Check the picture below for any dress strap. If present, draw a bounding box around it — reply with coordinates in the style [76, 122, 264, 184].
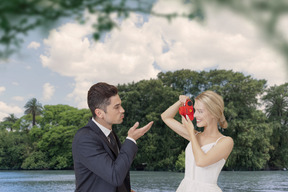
[215, 136, 226, 144]
[195, 131, 201, 136]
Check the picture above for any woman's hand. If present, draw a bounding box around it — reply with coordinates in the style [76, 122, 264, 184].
[181, 115, 195, 135]
[179, 95, 189, 105]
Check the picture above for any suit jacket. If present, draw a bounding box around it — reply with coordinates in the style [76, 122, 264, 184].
[72, 119, 138, 192]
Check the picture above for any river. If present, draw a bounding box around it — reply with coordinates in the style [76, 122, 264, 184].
[0, 170, 287, 192]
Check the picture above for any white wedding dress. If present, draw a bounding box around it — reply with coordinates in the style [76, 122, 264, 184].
[176, 136, 226, 192]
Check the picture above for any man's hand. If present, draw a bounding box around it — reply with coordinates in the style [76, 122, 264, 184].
[128, 121, 153, 141]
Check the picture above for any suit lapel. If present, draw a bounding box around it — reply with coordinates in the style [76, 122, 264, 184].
[88, 119, 119, 157]
[87, 119, 129, 192]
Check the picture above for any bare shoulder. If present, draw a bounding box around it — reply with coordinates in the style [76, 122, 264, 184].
[220, 136, 234, 148]
[224, 136, 233, 142]
[220, 136, 234, 159]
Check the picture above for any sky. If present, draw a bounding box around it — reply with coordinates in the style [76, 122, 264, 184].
[0, 1, 287, 121]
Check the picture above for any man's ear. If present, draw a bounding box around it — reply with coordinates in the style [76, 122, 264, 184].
[95, 109, 104, 119]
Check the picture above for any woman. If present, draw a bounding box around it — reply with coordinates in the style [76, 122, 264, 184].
[161, 91, 234, 192]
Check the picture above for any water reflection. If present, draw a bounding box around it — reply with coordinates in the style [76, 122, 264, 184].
[130, 171, 183, 192]
[219, 171, 288, 192]
[0, 170, 287, 192]
[0, 170, 75, 192]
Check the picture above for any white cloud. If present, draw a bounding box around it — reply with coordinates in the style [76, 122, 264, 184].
[27, 41, 41, 49]
[40, 15, 160, 82]
[40, 0, 287, 108]
[150, 5, 288, 85]
[40, 15, 160, 108]
[42, 83, 55, 101]
[0, 86, 5, 95]
[0, 101, 23, 121]
[67, 80, 91, 108]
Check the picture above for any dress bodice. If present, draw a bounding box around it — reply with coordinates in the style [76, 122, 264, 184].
[184, 137, 226, 184]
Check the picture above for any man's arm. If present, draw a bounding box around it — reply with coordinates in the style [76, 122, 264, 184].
[127, 121, 153, 141]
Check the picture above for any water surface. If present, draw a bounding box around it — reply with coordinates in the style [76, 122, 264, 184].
[0, 170, 287, 192]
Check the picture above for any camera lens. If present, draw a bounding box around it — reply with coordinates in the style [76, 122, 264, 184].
[187, 101, 192, 106]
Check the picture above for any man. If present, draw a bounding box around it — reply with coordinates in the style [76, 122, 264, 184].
[72, 82, 153, 192]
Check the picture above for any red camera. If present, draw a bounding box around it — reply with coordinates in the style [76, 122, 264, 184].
[179, 99, 194, 120]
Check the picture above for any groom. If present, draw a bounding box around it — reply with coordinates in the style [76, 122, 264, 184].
[72, 82, 153, 192]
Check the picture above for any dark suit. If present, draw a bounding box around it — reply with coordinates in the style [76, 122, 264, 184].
[72, 119, 138, 192]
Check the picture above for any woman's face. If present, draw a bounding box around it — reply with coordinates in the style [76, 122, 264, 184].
[194, 100, 214, 128]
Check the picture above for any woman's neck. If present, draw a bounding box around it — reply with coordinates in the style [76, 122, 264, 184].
[202, 124, 221, 137]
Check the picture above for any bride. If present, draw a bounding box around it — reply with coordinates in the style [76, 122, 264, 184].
[161, 91, 234, 192]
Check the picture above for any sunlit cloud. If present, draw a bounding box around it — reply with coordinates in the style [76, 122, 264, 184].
[42, 83, 55, 101]
[40, 0, 287, 108]
[0, 101, 23, 121]
[27, 41, 41, 49]
[0, 86, 5, 95]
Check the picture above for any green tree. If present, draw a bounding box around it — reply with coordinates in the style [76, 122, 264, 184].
[40, 104, 91, 129]
[226, 111, 272, 170]
[175, 150, 185, 172]
[262, 83, 288, 169]
[158, 69, 201, 97]
[21, 151, 49, 169]
[263, 83, 288, 121]
[20, 105, 90, 170]
[17, 115, 34, 132]
[25, 104, 90, 169]
[1, 114, 18, 131]
[24, 98, 43, 126]
[37, 125, 77, 169]
[0, 130, 30, 169]
[117, 79, 185, 171]
[0, 69, 285, 171]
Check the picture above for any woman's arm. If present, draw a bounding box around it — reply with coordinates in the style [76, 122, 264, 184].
[182, 116, 234, 167]
[161, 96, 191, 140]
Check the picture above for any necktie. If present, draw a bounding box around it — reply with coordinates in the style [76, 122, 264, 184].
[108, 132, 126, 192]
[108, 131, 119, 156]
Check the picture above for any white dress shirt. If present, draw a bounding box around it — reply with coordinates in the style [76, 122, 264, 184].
[92, 118, 136, 144]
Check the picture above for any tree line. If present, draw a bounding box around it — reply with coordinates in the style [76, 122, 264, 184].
[0, 69, 287, 171]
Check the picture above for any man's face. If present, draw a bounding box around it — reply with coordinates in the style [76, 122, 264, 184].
[101, 94, 125, 129]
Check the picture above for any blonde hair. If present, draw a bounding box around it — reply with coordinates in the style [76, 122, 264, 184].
[195, 90, 228, 129]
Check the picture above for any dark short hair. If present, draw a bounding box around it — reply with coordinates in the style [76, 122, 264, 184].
[87, 82, 118, 118]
